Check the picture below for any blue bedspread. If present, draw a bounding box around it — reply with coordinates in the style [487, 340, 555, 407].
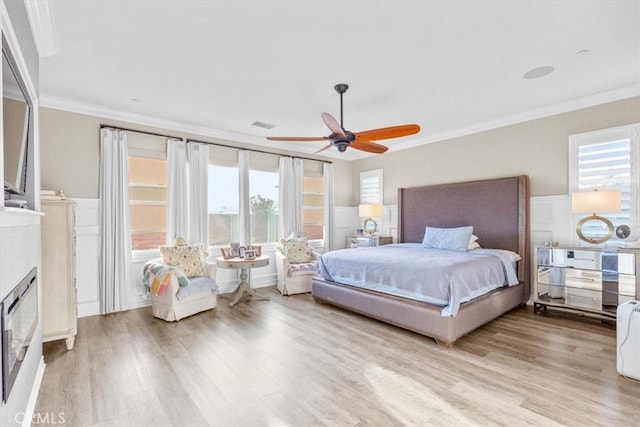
[319, 243, 519, 317]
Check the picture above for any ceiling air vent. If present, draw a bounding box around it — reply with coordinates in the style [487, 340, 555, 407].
[251, 121, 275, 129]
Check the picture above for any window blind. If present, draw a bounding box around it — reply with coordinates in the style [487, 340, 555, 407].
[360, 169, 383, 204]
[570, 124, 640, 243]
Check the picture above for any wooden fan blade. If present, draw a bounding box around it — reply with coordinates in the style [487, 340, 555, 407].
[314, 143, 334, 154]
[321, 112, 347, 138]
[267, 136, 329, 142]
[350, 140, 388, 154]
[354, 124, 420, 142]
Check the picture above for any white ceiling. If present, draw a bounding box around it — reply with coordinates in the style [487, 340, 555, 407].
[35, 1, 640, 160]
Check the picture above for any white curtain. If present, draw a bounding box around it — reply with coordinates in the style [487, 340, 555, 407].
[166, 138, 187, 244]
[278, 157, 303, 238]
[323, 162, 335, 251]
[188, 142, 209, 247]
[98, 128, 131, 314]
[239, 150, 251, 245]
[293, 158, 304, 236]
[278, 157, 294, 239]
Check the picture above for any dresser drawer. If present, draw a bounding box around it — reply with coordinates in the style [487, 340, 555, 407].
[537, 267, 564, 285]
[565, 250, 600, 270]
[564, 269, 601, 291]
[565, 288, 601, 311]
[619, 274, 637, 296]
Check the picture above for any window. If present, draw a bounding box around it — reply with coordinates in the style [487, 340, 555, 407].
[303, 175, 324, 240]
[360, 169, 383, 204]
[208, 165, 239, 246]
[249, 169, 279, 243]
[207, 150, 326, 245]
[207, 152, 280, 246]
[569, 123, 639, 243]
[128, 155, 167, 250]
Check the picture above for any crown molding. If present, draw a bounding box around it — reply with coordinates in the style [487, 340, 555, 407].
[388, 84, 640, 153]
[40, 83, 639, 162]
[24, 0, 58, 57]
[39, 94, 360, 161]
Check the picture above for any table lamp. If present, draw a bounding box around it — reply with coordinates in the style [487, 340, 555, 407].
[358, 204, 382, 235]
[571, 189, 621, 244]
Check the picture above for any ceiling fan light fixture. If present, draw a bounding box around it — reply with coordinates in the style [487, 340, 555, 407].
[335, 141, 350, 152]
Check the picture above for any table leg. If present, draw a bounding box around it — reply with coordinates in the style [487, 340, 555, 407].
[229, 267, 271, 307]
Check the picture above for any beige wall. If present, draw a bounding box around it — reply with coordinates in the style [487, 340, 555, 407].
[39, 107, 353, 205]
[352, 96, 640, 205]
[40, 97, 640, 207]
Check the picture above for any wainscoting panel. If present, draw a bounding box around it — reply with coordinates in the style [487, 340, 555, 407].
[72, 198, 101, 317]
[530, 195, 572, 248]
[381, 204, 398, 242]
[334, 206, 357, 249]
[529, 195, 572, 299]
[130, 254, 154, 311]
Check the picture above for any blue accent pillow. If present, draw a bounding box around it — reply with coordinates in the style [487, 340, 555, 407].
[422, 226, 474, 252]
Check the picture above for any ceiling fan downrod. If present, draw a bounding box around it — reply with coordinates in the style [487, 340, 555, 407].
[334, 83, 349, 129]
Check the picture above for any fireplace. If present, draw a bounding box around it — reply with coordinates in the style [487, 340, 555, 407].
[1, 267, 37, 403]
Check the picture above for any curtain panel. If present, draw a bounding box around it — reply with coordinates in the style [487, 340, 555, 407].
[239, 150, 251, 245]
[323, 162, 335, 251]
[98, 128, 132, 314]
[188, 142, 209, 247]
[166, 138, 188, 244]
[278, 157, 304, 239]
[293, 158, 304, 236]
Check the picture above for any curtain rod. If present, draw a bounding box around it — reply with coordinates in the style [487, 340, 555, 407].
[100, 124, 184, 141]
[99, 124, 332, 164]
[186, 138, 332, 164]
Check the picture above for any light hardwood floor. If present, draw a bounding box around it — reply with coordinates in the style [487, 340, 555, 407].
[35, 287, 639, 426]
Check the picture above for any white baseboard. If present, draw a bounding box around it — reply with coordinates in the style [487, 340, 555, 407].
[77, 301, 100, 318]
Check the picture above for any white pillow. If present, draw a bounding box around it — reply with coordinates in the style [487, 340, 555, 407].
[468, 234, 481, 250]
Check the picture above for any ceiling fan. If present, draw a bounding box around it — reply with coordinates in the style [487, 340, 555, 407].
[267, 84, 420, 154]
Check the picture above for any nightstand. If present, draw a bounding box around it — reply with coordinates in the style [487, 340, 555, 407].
[356, 236, 393, 247]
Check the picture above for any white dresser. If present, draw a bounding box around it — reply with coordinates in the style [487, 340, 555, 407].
[41, 199, 77, 350]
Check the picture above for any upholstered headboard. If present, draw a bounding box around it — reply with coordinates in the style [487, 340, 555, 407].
[398, 175, 530, 286]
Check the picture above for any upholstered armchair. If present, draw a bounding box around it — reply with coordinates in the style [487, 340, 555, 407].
[143, 237, 218, 321]
[275, 240, 320, 296]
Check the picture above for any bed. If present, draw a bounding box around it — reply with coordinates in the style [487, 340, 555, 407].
[312, 175, 530, 346]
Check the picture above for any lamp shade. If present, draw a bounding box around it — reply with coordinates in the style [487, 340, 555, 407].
[571, 190, 621, 214]
[358, 204, 382, 218]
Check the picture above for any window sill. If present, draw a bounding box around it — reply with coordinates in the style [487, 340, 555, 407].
[132, 248, 161, 263]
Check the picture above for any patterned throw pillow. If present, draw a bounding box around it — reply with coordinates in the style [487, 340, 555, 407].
[283, 240, 314, 263]
[422, 226, 474, 252]
[160, 237, 207, 278]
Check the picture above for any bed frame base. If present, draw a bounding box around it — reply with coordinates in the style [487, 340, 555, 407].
[312, 275, 527, 346]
